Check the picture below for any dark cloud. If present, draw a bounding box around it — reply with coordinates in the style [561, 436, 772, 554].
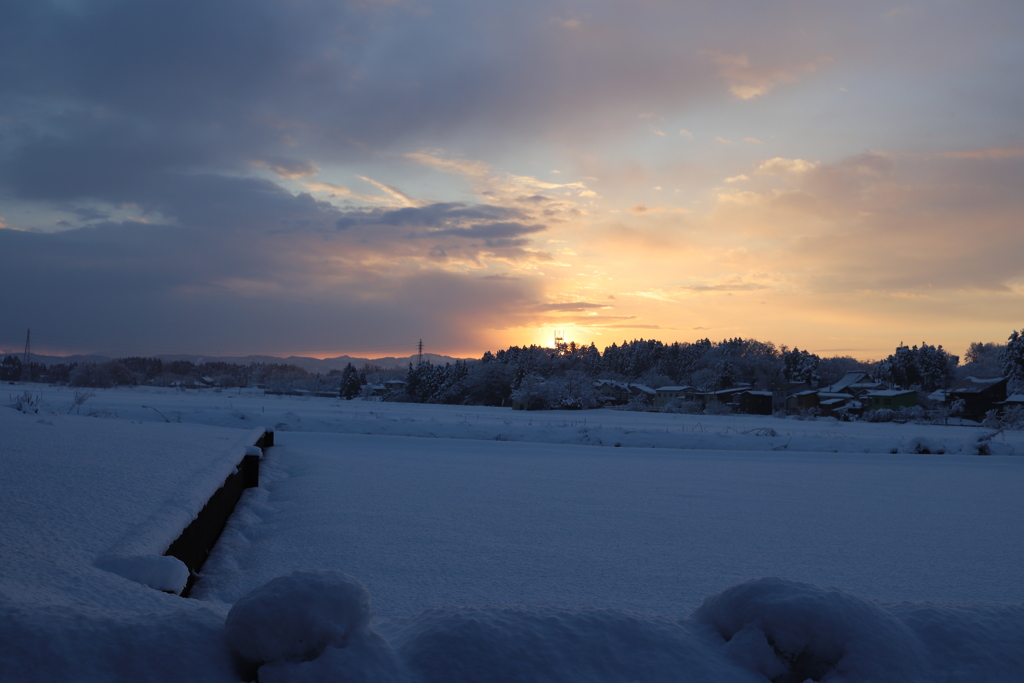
[70, 206, 111, 222]
[0, 222, 541, 356]
[332, 203, 548, 261]
[431, 222, 546, 248]
[336, 203, 527, 230]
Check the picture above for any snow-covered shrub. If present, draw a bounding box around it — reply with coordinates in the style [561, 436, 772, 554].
[1001, 405, 1024, 430]
[692, 577, 931, 683]
[907, 437, 944, 455]
[626, 393, 651, 411]
[226, 570, 372, 666]
[928, 404, 952, 425]
[660, 400, 702, 414]
[703, 401, 732, 415]
[225, 570, 408, 682]
[864, 408, 895, 423]
[949, 398, 966, 418]
[66, 389, 95, 414]
[8, 390, 41, 414]
[835, 406, 858, 421]
[981, 409, 1003, 430]
[895, 405, 927, 423]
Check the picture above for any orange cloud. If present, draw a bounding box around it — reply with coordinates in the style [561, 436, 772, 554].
[701, 51, 831, 100]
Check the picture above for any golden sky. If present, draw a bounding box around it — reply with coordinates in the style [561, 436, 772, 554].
[2, 1, 1023, 361]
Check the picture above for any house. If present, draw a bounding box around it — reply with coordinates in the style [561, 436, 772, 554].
[702, 386, 749, 408]
[864, 390, 918, 412]
[824, 371, 882, 397]
[823, 371, 868, 393]
[363, 384, 387, 398]
[628, 384, 657, 403]
[1000, 394, 1024, 416]
[816, 392, 857, 418]
[947, 376, 1008, 420]
[787, 389, 820, 413]
[593, 379, 630, 405]
[653, 385, 693, 408]
[737, 390, 774, 415]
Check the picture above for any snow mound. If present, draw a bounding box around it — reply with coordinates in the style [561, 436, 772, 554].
[691, 577, 932, 682]
[95, 554, 190, 594]
[388, 605, 741, 683]
[225, 570, 409, 682]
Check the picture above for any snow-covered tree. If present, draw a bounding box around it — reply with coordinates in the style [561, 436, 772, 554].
[1004, 330, 1024, 391]
[782, 348, 820, 386]
[876, 342, 957, 391]
[339, 363, 362, 399]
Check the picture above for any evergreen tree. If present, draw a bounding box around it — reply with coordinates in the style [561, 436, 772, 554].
[783, 348, 821, 385]
[340, 363, 361, 399]
[1, 355, 23, 382]
[1004, 330, 1024, 389]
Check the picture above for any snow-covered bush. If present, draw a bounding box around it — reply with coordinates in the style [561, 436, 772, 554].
[981, 409, 1003, 430]
[692, 577, 931, 683]
[1001, 405, 1024, 430]
[895, 405, 926, 423]
[8, 390, 41, 414]
[225, 570, 409, 682]
[907, 437, 944, 454]
[703, 401, 732, 415]
[660, 400, 702, 414]
[864, 408, 895, 423]
[625, 393, 651, 411]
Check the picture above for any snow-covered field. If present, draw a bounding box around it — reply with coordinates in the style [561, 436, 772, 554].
[3, 383, 1024, 681]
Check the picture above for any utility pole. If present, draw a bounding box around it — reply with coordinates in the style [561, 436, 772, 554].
[554, 330, 566, 356]
[21, 328, 31, 382]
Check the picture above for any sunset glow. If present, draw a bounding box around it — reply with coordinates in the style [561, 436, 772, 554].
[2, 1, 1023, 360]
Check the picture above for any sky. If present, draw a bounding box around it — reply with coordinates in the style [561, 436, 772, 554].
[2, 0, 1023, 361]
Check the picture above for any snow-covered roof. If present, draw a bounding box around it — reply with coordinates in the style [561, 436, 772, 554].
[655, 385, 691, 392]
[866, 389, 917, 397]
[629, 384, 657, 395]
[826, 371, 868, 392]
[950, 376, 1007, 393]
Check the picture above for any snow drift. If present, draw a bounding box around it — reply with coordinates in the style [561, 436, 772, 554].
[218, 572, 1024, 683]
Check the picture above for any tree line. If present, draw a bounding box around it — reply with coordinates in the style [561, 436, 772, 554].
[5, 329, 1023, 411]
[390, 333, 1019, 409]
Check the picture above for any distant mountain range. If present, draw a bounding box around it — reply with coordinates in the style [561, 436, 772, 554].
[9, 352, 475, 373]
